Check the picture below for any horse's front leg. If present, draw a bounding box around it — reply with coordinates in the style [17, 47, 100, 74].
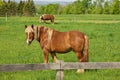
[43, 49, 49, 63]
[50, 52, 58, 63]
[39, 19, 42, 23]
[43, 20, 46, 23]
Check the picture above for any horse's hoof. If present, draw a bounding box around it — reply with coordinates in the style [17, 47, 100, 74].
[76, 69, 84, 73]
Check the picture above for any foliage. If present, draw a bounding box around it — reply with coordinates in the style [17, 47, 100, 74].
[0, 0, 17, 16]
[17, 1, 25, 16]
[110, 0, 120, 14]
[87, 2, 96, 14]
[23, 0, 32, 16]
[7, 0, 17, 16]
[38, 4, 60, 14]
[23, 0, 36, 16]
[0, 0, 8, 16]
[0, 0, 120, 16]
[0, 0, 3, 7]
[37, 0, 120, 14]
[0, 0, 36, 16]
[95, 2, 103, 14]
[103, 2, 110, 14]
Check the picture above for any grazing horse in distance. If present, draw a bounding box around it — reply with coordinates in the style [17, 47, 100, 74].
[25, 25, 89, 73]
[40, 14, 55, 24]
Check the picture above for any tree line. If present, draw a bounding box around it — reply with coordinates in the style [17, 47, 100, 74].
[39, 0, 120, 14]
[0, 0, 120, 17]
[0, 0, 36, 16]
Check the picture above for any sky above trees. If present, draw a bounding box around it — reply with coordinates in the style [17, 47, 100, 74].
[38, 0, 76, 2]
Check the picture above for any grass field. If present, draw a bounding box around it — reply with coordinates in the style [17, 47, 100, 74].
[0, 14, 120, 80]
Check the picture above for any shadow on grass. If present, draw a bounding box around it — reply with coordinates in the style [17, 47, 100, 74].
[39, 22, 60, 25]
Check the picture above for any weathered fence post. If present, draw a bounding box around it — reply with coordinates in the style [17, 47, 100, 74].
[6, 13, 7, 22]
[56, 60, 64, 80]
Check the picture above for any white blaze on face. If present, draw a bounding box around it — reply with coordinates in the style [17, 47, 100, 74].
[25, 26, 34, 45]
[26, 32, 30, 44]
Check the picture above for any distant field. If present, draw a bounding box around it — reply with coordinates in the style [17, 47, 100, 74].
[0, 14, 120, 80]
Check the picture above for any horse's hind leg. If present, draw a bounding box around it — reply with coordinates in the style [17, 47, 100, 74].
[44, 20, 46, 23]
[51, 19, 54, 24]
[74, 51, 85, 73]
[75, 51, 84, 62]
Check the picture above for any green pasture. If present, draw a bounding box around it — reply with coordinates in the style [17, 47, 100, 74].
[0, 14, 120, 80]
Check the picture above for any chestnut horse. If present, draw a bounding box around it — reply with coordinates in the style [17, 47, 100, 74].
[40, 14, 55, 24]
[25, 25, 89, 73]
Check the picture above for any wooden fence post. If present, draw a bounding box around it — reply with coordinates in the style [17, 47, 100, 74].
[6, 13, 7, 22]
[56, 60, 64, 80]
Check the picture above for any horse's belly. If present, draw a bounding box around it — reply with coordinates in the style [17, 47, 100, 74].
[51, 42, 71, 53]
[53, 47, 71, 53]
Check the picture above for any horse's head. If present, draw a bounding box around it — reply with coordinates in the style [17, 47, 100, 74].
[40, 15, 43, 20]
[25, 25, 34, 45]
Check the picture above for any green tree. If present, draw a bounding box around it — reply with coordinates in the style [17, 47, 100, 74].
[0, 0, 3, 7]
[73, 0, 83, 14]
[0, 0, 8, 16]
[103, 2, 110, 14]
[87, 2, 96, 14]
[61, 6, 67, 14]
[17, 0, 25, 16]
[57, 6, 64, 14]
[82, 0, 90, 14]
[23, 0, 36, 16]
[23, 1, 31, 16]
[110, 0, 120, 14]
[29, 0, 36, 15]
[54, 4, 60, 14]
[64, 0, 90, 14]
[95, 2, 103, 14]
[0, 0, 3, 16]
[64, 4, 74, 14]
[45, 4, 55, 14]
[38, 6, 45, 14]
[39, 4, 60, 14]
[7, 0, 17, 16]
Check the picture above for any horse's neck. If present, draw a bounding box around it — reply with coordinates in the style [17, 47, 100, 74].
[34, 26, 40, 42]
[35, 26, 54, 43]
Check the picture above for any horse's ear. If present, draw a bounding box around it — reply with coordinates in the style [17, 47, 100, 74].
[25, 25, 27, 29]
[31, 24, 34, 29]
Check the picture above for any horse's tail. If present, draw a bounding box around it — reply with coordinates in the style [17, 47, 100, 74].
[83, 35, 89, 62]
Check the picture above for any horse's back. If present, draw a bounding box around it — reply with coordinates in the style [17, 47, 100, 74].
[69, 30, 85, 39]
[42, 14, 54, 20]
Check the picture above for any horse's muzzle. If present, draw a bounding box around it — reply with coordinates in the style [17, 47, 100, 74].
[26, 39, 32, 45]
